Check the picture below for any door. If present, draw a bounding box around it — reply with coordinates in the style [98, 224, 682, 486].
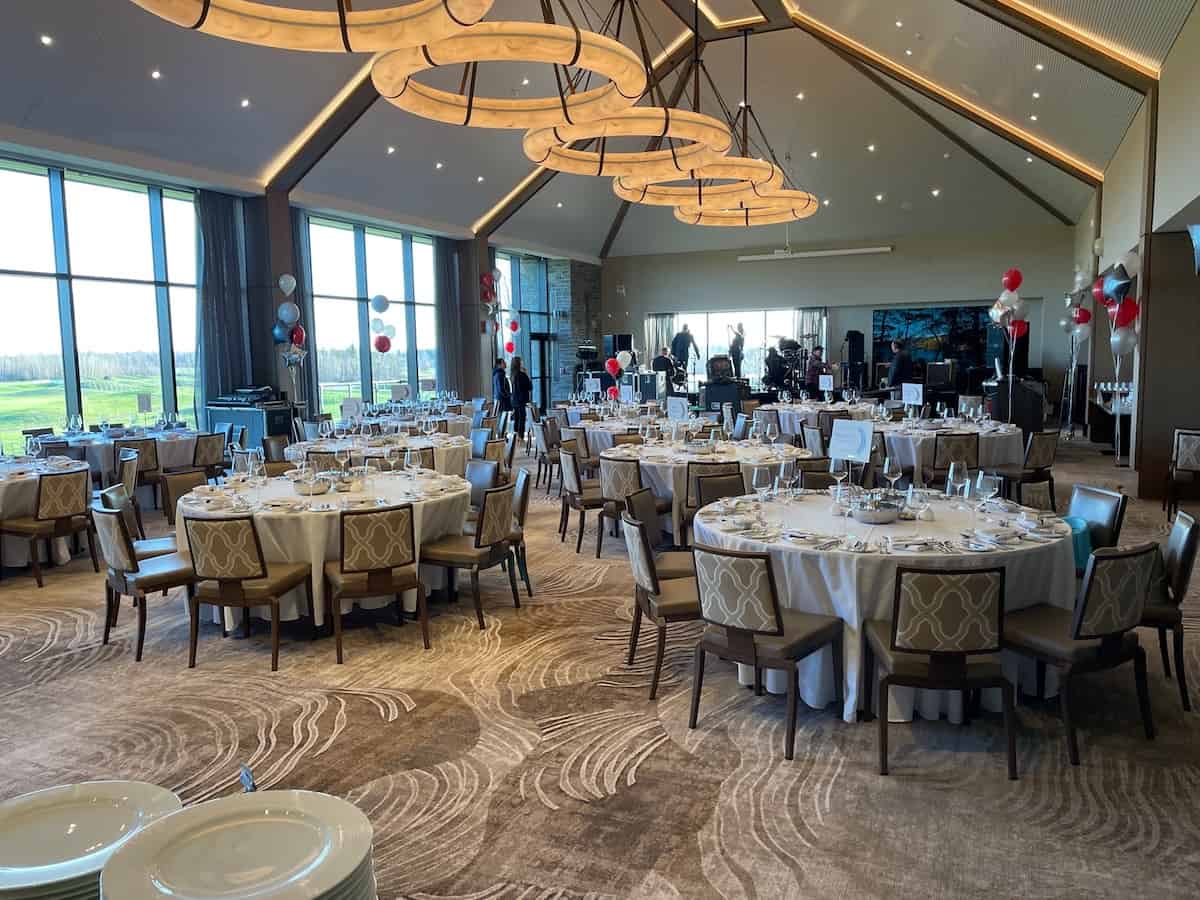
[529, 332, 554, 411]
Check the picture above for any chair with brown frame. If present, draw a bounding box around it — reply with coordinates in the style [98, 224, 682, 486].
[620, 512, 701, 700]
[817, 410, 851, 444]
[626, 487, 692, 580]
[479, 416, 498, 438]
[160, 470, 209, 527]
[560, 426, 597, 476]
[306, 450, 340, 473]
[422, 481, 519, 629]
[261, 434, 294, 476]
[113, 438, 164, 507]
[470, 428, 491, 460]
[183, 514, 313, 672]
[863, 566, 1016, 779]
[1066, 484, 1128, 552]
[22, 427, 55, 439]
[1002, 542, 1158, 765]
[211, 421, 234, 447]
[1141, 510, 1198, 711]
[189, 433, 227, 482]
[560, 449, 603, 553]
[611, 432, 644, 447]
[986, 430, 1059, 507]
[925, 432, 980, 490]
[680, 460, 742, 546]
[466, 467, 535, 598]
[99, 484, 176, 560]
[38, 439, 70, 458]
[802, 425, 824, 456]
[688, 543, 843, 760]
[0, 468, 98, 588]
[1016, 481, 1056, 512]
[696, 472, 747, 508]
[730, 414, 751, 441]
[111, 449, 146, 536]
[532, 421, 559, 493]
[325, 504, 428, 661]
[91, 504, 194, 662]
[465, 459, 499, 512]
[801, 470, 838, 491]
[597, 457, 670, 559]
[1163, 428, 1200, 520]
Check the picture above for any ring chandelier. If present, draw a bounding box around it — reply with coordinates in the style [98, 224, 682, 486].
[612, 157, 782, 207]
[372, 21, 646, 128]
[128, 0, 491, 51]
[674, 189, 820, 226]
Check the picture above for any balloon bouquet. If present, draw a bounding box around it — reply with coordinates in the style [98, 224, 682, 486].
[988, 267, 1030, 423]
[368, 294, 395, 353]
[1059, 268, 1095, 439]
[273, 274, 309, 399]
[1096, 250, 1142, 466]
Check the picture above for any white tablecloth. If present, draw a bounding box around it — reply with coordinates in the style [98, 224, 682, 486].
[580, 421, 642, 455]
[59, 430, 198, 476]
[287, 436, 470, 478]
[0, 460, 90, 566]
[691, 493, 1076, 723]
[878, 422, 1024, 486]
[175, 472, 470, 627]
[759, 402, 875, 436]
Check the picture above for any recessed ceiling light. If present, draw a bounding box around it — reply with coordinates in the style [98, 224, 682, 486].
[1029, 114, 1038, 121]
[895, 20, 903, 28]
[822, 199, 831, 206]
[795, 92, 805, 100]
[435, 161, 444, 169]
[240, 98, 251, 108]
[150, 69, 162, 80]
[905, 48, 913, 56]
[867, 143, 876, 152]
[521, 77, 530, 86]
[556, 201, 563, 208]
[810, 150, 819, 158]
[1025, 156, 1034, 163]
[943, 152, 951, 159]
[1032, 91, 1041, 99]
[476, 175, 485, 183]
[1035, 62, 1045, 71]
[875, 193, 886, 203]
[387, 146, 395, 155]
[931, 188, 941, 197]
[738, 100, 746, 107]
[39, 34, 53, 46]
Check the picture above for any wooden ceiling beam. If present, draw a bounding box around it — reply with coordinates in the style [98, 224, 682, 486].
[951, 0, 1155, 94]
[785, 7, 1102, 186]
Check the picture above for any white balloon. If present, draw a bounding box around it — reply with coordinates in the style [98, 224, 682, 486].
[370, 294, 390, 314]
[616, 350, 632, 369]
[1110, 325, 1137, 357]
[1059, 317, 1073, 334]
[1072, 270, 1088, 291]
[1008, 294, 1028, 321]
[278, 273, 297, 297]
[277, 301, 301, 326]
[384, 324, 397, 339]
[1072, 321, 1092, 342]
[370, 317, 384, 334]
[491, 267, 503, 283]
[1119, 249, 1142, 278]
[998, 289, 1019, 307]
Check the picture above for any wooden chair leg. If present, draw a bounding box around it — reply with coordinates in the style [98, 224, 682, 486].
[878, 674, 891, 774]
[688, 645, 706, 728]
[595, 512, 605, 558]
[506, 551, 521, 609]
[242, 608, 251, 639]
[1060, 672, 1079, 765]
[1002, 680, 1018, 780]
[519, 543, 533, 598]
[558, 499, 568, 541]
[394, 592, 405, 626]
[270, 602, 280, 671]
[1035, 660, 1046, 701]
[861, 636, 875, 722]
[135, 591, 147, 662]
[1158, 627, 1172, 678]
[753, 667, 763, 696]
[28, 539, 42, 588]
[785, 665, 799, 761]
[1174, 625, 1191, 711]
[626, 598, 642, 664]
[103, 585, 115, 645]
[575, 509, 586, 554]
[417, 584, 430, 650]
[306, 578, 317, 640]
[1134, 647, 1155, 740]
[86, 527, 99, 572]
[330, 592, 344, 664]
[187, 589, 199, 668]
[649, 624, 666, 700]
[471, 568, 484, 630]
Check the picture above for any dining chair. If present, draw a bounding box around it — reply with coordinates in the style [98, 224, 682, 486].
[721, 402, 735, 428]
[598, 457, 667, 558]
[484, 437, 505, 471]
[755, 408, 782, 433]
[231, 425, 248, 449]
[928, 432, 980, 488]
[91, 504, 195, 663]
[497, 411, 510, 437]
[161, 470, 209, 527]
[621, 512, 701, 700]
[466, 467, 534, 598]
[0, 468, 97, 588]
[612, 433, 644, 446]
[817, 410, 851, 442]
[696, 473, 746, 507]
[1141, 511, 1198, 711]
[435, 418, 450, 434]
[113, 438, 163, 507]
[471, 408, 486, 430]
[560, 427, 596, 475]
[465, 459, 500, 511]
[958, 395, 983, 415]
[326, 504, 427, 661]
[1066, 485, 1128, 551]
[306, 450, 339, 472]
[682, 460, 741, 545]
[802, 425, 824, 456]
[183, 514, 314, 671]
[111, 449, 145, 532]
[1017, 481, 1055, 511]
[189, 433, 227, 481]
[212, 421, 234, 447]
[801, 471, 837, 491]
[38, 439, 70, 457]
[99, 484, 176, 559]
[730, 414, 750, 441]
[863, 566, 1016, 779]
[480, 416, 498, 438]
[1163, 428, 1200, 519]
[22, 427, 55, 438]
[741, 399, 760, 420]
[532, 421, 556, 491]
[261, 435, 293, 476]
[470, 428, 491, 459]
[423, 481, 519, 629]
[987, 430, 1058, 506]
[559, 449, 602, 552]
[1002, 542, 1158, 765]
[689, 543, 843, 759]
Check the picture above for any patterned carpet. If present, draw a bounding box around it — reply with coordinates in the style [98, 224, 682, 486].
[1, 443, 1198, 898]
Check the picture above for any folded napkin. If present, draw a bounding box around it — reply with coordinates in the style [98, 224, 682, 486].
[975, 526, 1019, 543]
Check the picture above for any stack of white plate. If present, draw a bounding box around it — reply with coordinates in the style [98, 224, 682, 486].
[0, 781, 182, 900]
[100, 790, 376, 899]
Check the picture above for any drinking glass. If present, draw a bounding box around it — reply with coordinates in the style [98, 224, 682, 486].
[764, 423, 779, 445]
[947, 460, 969, 507]
[752, 466, 773, 502]
[336, 447, 352, 474]
[976, 473, 1000, 506]
[883, 456, 902, 495]
[405, 448, 418, 479]
[830, 458, 848, 499]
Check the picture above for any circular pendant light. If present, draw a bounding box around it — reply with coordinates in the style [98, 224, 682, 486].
[612, 157, 783, 208]
[522, 107, 731, 178]
[673, 190, 820, 226]
[128, 0, 492, 52]
[372, 21, 647, 128]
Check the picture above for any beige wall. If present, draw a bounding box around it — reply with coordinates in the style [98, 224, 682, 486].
[601, 225, 1077, 390]
[1099, 102, 1147, 273]
[1155, 1, 1200, 229]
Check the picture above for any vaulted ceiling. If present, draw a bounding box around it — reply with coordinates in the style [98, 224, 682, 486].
[0, 1, 1195, 260]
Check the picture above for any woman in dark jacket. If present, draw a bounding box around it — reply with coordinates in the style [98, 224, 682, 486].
[510, 356, 533, 437]
[492, 358, 512, 416]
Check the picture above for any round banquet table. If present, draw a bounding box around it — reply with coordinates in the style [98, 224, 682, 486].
[57, 429, 198, 476]
[0, 458, 89, 566]
[580, 419, 643, 455]
[286, 435, 470, 478]
[174, 470, 470, 628]
[878, 420, 1024, 486]
[362, 414, 472, 438]
[758, 402, 875, 435]
[691, 491, 1076, 723]
[600, 441, 812, 537]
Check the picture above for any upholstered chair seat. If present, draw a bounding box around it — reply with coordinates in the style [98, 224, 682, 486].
[710, 608, 844, 661]
[194, 563, 311, 601]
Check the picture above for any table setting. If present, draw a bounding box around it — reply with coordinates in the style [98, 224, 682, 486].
[286, 432, 470, 478]
[692, 479, 1076, 723]
[49, 427, 199, 476]
[875, 416, 1024, 486]
[758, 399, 876, 435]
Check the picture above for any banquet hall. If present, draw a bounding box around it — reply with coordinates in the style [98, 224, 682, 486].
[1, 1, 1199, 897]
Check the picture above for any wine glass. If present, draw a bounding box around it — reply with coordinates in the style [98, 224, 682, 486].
[336, 446, 352, 475]
[764, 422, 779, 446]
[779, 461, 798, 498]
[752, 466, 773, 503]
[404, 448, 418, 479]
[947, 460, 969, 507]
[423, 416, 437, 438]
[976, 472, 1000, 510]
[830, 458, 848, 499]
[882, 456, 902, 496]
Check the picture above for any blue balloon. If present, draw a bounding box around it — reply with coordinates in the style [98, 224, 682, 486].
[370, 294, 390, 314]
[1103, 265, 1132, 304]
[271, 322, 291, 344]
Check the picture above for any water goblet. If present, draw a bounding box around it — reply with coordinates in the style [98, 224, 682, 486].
[882, 456, 902, 496]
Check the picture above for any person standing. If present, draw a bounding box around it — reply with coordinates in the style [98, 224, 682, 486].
[728, 322, 745, 379]
[492, 357, 512, 421]
[670, 324, 700, 367]
[805, 345, 828, 394]
[764, 347, 786, 389]
[887, 339, 914, 387]
[510, 356, 532, 438]
[651, 347, 674, 373]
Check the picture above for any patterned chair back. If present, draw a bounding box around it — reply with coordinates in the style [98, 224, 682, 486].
[600, 457, 642, 503]
[475, 483, 515, 548]
[183, 515, 267, 583]
[212, 422, 234, 446]
[696, 473, 746, 507]
[39, 439, 69, 457]
[1024, 431, 1058, 471]
[470, 428, 491, 459]
[306, 450, 339, 472]
[730, 414, 750, 441]
[484, 439, 506, 466]
[36, 469, 88, 521]
[512, 468, 532, 527]
[560, 450, 584, 496]
[625, 488, 662, 542]
[612, 433, 644, 447]
[115, 438, 159, 473]
[465, 459, 499, 509]
[90, 504, 138, 575]
[1018, 481, 1055, 511]
[891, 566, 1004, 655]
[412, 446, 435, 470]
[686, 460, 741, 508]
[802, 425, 824, 456]
[1074, 543, 1158, 640]
[193, 433, 226, 468]
[545, 416, 563, 448]
[435, 418, 450, 434]
[755, 409, 782, 432]
[1164, 511, 1199, 605]
[471, 408, 485, 429]
[117, 449, 140, 495]
[801, 471, 837, 491]
[619, 512, 660, 597]
[527, 402, 541, 424]
[340, 505, 415, 575]
[1067, 485, 1127, 550]
[262, 434, 290, 463]
[932, 432, 980, 470]
[1171, 428, 1200, 473]
[691, 543, 783, 636]
[99, 483, 142, 540]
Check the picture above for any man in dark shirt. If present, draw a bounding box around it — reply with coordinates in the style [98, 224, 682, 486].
[887, 340, 915, 387]
[805, 346, 828, 394]
[764, 347, 786, 389]
[492, 358, 512, 414]
[651, 347, 673, 373]
[728, 322, 745, 379]
[670, 325, 699, 366]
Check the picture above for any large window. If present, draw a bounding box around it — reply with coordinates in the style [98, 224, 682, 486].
[494, 251, 556, 410]
[0, 160, 197, 452]
[304, 215, 438, 414]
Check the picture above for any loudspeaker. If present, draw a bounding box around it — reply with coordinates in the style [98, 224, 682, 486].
[603, 333, 633, 358]
[846, 330, 865, 365]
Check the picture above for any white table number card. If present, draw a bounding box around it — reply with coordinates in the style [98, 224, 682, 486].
[666, 396, 689, 420]
[583, 377, 601, 396]
[619, 384, 635, 404]
[137, 393, 152, 413]
[818, 374, 834, 392]
[828, 418, 874, 463]
[390, 384, 411, 402]
[901, 382, 924, 406]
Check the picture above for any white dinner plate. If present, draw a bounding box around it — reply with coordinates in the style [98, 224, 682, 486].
[0, 782, 181, 894]
[100, 790, 372, 900]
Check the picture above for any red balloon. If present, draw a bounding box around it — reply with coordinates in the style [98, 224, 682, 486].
[509, 319, 520, 333]
[1114, 297, 1140, 328]
[605, 357, 621, 376]
[1001, 268, 1023, 292]
[289, 324, 306, 348]
[607, 386, 619, 399]
[1091, 278, 1106, 304]
[1007, 320, 1029, 340]
[1072, 307, 1092, 325]
[504, 340, 515, 354]
[373, 335, 391, 353]
[480, 272, 494, 288]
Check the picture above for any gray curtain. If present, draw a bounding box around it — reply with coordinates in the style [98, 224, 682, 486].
[290, 208, 319, 415]
[434, 237, 462, 394]
[645, 312, 675, 358]
[195, 191, 250, 422]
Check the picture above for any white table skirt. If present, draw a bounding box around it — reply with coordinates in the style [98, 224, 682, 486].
[880, 426, 1024, 486]
[175, 474, 470, 627]
[287, 438, 470, 478]
[691, 494, 1076, 723]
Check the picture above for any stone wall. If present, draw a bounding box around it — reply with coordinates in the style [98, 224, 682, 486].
[550, 259, 601, 400]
